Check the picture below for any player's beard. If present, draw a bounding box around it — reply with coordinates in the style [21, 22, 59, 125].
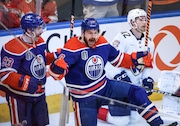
[34, 32, 42, 41]
[84, 37, 96, 48]
[30, 33, 42, 47]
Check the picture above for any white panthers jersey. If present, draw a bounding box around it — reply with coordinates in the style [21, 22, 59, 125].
[105, 30, 154, 85]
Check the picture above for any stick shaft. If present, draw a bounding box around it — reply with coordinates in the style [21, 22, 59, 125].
[70, 0, 75, 38]
[36, 0, 42, 16]
[145, 0, 152, 48]
[59, 87, 69, 126]
[119, 80, 180, 98]
[148, 89, 180, 98]
[70, 15, 74, 38]
[66, 1, 75, 122]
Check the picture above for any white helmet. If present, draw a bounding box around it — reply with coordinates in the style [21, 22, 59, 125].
[127, 8, 147, 28]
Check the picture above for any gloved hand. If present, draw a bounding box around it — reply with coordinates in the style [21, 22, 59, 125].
[49, 55, 68, 80]
[131, 51, 149, 67]
[142, 77, 154, 96]
[18, 75, 42, 94]
[143, 53, 153, 67]
[114, 70, 132, 83]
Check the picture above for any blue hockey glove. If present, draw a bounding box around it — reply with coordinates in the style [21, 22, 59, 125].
[114, 70, 132, 83]
[131, 51, 148, 67]
[18, 75, 42, 94]
[142, 77, 154, 96]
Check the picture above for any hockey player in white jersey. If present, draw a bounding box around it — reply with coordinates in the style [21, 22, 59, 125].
[98, 8, 155, 125]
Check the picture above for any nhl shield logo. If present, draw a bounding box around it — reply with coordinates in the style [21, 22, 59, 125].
[81, 50, 88, 60]
[25, 51, 33, 61]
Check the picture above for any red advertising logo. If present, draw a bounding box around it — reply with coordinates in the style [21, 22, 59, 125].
[153, 25, 180, 70]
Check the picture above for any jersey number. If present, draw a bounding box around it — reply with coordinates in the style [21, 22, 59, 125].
[2, 56, 14, 68]
[121, 32, 131, 38]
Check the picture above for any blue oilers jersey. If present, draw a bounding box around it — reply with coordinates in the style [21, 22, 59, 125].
[60, 36, 126, 102]
[0, 36, 47, 101]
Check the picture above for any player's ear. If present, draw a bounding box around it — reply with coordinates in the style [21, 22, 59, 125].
[130, 20, 136, 27]
[26, 28, 32, 33]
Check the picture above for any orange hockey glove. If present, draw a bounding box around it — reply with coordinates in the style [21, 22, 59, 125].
[131, 51, 148, 67]
[9, 75, 43, 94]
[48, 55, 68, 80]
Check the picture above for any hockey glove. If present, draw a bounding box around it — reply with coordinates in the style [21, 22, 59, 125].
[114, 70, 132, 83]
[131, 51, 148, 67]
[143, 53, 153, 68]
[18, 75, 42, 94]
[48, 56, 68, 80]
[142, 77, 154, 96]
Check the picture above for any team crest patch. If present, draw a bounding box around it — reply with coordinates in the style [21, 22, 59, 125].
[85, 55, 104, 80]
[130, 65, 144, 76]
[31, 54, 46, 79]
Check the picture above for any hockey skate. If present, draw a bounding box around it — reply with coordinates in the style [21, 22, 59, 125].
[160, 121, 178, 126]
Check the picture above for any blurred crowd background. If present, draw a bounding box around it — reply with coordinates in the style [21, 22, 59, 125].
[0, 0, 180, 30]
[58, 0, 180, 21]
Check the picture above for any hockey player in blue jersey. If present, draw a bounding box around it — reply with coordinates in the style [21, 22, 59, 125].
[48, 18, 178, 126]
[0, 13, 57, 126]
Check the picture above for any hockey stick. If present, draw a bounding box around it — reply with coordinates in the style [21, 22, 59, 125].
[59, 83, 69, 126]
[130, 0, 153, 76]
[63, 0, 76, 124]
[36, 0, 42, 16]
[112, 77, 180, 98]
[70, 15, 74, 38]
[70, 0, 75, 38]
[145, 0, 152, 49]
[67, 87, 180, 121]
[146, 88, 180, 98]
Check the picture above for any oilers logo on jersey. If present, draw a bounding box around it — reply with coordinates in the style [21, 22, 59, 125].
[85, 55, 104, 80]
[30, 54, 46, 79]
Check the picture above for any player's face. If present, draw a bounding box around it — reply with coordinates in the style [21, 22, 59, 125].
[34, 26, 44, 37]
[25, 26, 44, 44]
[84, 29, 99, 48]
[135, 16, 147, 32]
